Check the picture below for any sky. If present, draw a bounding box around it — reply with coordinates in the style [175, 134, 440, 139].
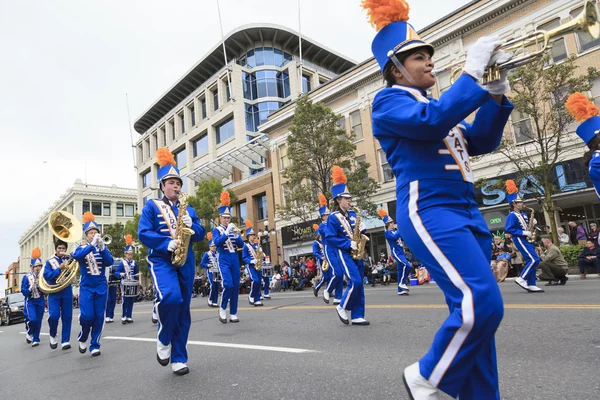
[0, 0, 471, 291]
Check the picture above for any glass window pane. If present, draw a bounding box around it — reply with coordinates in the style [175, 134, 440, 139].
[257, 80, 267, 98]
[193, 134, 208, 157]
[103, 203, 110, 216]
[274, 48, 283, 66]
[255, 47, 264, 66]
[216, 117, 235, 144]
[266, 78, 277, 97]
[283, 52, 292, 64]
[175, 148, 187, 168]
[117, 204, 124, 217]
[92, 202, 102, 216]
[256, 194, 268, 220]
[350, 110, 363, 140]
[302, 74, 311, 93]
[201, 99, 207, 119]
[83, 201, 90, 213]
[239, 201, 247, 226]
[550, 39, 567, 62]
[571, 7, 600, 52]
[125, 204, 135, 217]
[264, 47, 274, 66]
[247, 49, 255, 68]
[379, 149, 394, 182]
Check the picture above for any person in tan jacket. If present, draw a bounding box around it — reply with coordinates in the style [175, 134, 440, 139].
[538, 236, 568, 286]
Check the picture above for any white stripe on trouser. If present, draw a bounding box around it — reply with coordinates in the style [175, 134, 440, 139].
[338, 249, 354, 310]
[392, 248, 407, 282]
[324, 246, 337, 293]
[408, 181, 474, 387]
[515, 237, 535, 278]
[218, 261, 227, 310]
[148, 259, 165, 344]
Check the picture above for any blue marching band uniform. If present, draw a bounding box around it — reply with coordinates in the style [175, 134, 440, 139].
[105, 265, 119, 323]
[242, 222, 264, 307]
[138, 148, 205, 375]
[72, 212, 114, 356]
[43, 241, 73, 349]
[200, 237, 220, 308]
[325, 166, 369, 326]
[364, 0, 513, 397]
[22, 248, 45, 347]
[312, 224, 329, 297]
[115, 246, 139, 323]
[213, 191, 244, 323]
[378, 209, 411, 295]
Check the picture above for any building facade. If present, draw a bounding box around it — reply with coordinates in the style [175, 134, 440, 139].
[261, 0, 600, 261]
[17, 179, 137, 291]
[133, 24, 356, 264]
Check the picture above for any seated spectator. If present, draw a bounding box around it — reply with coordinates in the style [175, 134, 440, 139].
[270, 271, 282, 292]
[577, 240, 600, 279]
[538, 236, 568, 286]
[557, 227, 570, 247]
[589, 223, 599, 246]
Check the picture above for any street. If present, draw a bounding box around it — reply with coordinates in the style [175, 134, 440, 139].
[1, 279, 599, 400]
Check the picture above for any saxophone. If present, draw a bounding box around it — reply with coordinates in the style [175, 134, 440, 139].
[526, 207, 536, 244]
[254, 245, 264, 271]
[172, 192, 195, 267]
[320, 242, 330, 271]
[352, 207, 370, 260]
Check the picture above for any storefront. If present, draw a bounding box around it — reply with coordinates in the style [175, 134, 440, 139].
[280, 219, 319, 263]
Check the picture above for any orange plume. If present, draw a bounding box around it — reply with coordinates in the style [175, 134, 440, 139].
[156, 148, 176, 167]
[83, 211, 95, 223]
[362, 0, 410, 31]
[505, 180, 518, 195]
[318, 193, 328, 206]
[125, 234, 133, 246]
[313, 223, 320, 231]
[254, 238, 259, 244]
[31, 247, 41, 259]
[377, 208, 388, 218]
[220, 190, 230, 206]
[565, 92, 599, 122]
[206, 232, 213, 241]
[245, 220, 253, 229]
[331, 166, 347, 185]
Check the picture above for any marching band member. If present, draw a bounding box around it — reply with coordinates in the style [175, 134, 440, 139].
[72, 212, 114, 356]
[115, 235, 139, 324]
[565, 93, 600, 198]
[212, 191, 244, 323]
[324, 166, 369, 326]
[44, 239, 73, 349]
[312, 224, 329, 298]
[138, 148, 205, 375]
[364, 0, 513, 397]
[200, 233, 220, 308]
[505, 180, 544, 293]
[378, 209, 411, 296]
[105, 262, 118, 323]
[242, 221, 263, 307]
[319, 194, 342, 305]
[22, 247, 45, 347]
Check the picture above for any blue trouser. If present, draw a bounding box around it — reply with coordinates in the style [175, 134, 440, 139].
[247, 266, 262, 303]
[149, 257, 194, 363]
[105, 285, 117, 319]
[512, 236, 540, 287]
[397, 180, 503, 399]
[314, 265, 332, 290]
[121, 296, 134, 319]
[393, 250, 410, 292]
[338, 255, 365, 320]
[207, 271, 219, 305]
[48, 289, 73, 344]
[262, 275, 270, 295]
[25, 297, 44, 343]
[218, 253, 240, 315]
[78, 285, 108, 352]
[324, 245, 344, 301]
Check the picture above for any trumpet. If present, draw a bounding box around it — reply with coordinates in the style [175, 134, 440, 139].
[101, 234, 112, 245]
[432, 0, 599, 84]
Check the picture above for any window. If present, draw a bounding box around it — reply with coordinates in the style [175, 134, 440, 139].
[174, 148, 187, 168]
[436, 71, 452, 95]
[255, 194, 268, 220]
[591, 77, 600, 109]
[337, 116, 347, 140]
[117, 203, 124, 217]
[240, 47, 292, 68]
[213, 89, 219, 110]
[537, 19, 568, 63]
[83, 201, 90, 213]
[571, 6, 600, 53]
[243, 70, 290, 101]
[142, 170, 150, 188]
[143, 194, 152, 206]
[92, 202, 102, 216]
[281, 184, 288, 206]
[125, 204, 135, 217]
[181, 176, 188, 193]
[279, 143, 289, 170]
[179, 113, 185, 134]
[511, 110, 533, 144]
[245, 104, 260, 132]
[193, 133, 208, 157]
[216, 117, 235, 144]
[350, 110, 363, 141]
[243, 72, 257, 100]
[356, 155, 368, 182]
[189, 104, 196, 126]
[238, 201, 248, 226]
[201, 98, 207, 119]
[103, 203, 110, 216]
[379, 149, 394, 182]
[224, 79, 231, 102]
[302, 74, 311, 93]
[169, 119, 175, 140]
[160, 128, 166, 147]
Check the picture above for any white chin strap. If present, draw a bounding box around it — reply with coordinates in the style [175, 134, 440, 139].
[389, 53, 416, 85]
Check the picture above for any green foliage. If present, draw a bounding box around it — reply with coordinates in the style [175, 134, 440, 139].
[277, 97, 380, 221]
[123, 214, 149, 279]
[560, 244, 583, 267]
[103, 223, 125, 259]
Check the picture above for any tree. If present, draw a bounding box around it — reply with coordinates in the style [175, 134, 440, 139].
[490, 55, 599, 243]
[277, 96, 380, 222]
[123, 214, 149, 280]
[103, 223, 125, 259]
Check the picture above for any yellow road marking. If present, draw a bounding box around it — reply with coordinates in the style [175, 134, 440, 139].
[133, 303, 600, 315]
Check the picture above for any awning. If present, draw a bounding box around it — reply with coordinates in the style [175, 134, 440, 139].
[188, 134, 270, 182]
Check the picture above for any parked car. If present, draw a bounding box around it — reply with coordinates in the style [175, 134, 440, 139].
[0, 293, 26, 326]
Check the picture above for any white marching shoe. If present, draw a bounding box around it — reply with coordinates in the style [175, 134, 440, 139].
[263, 294, 271, 299]
[91, 348, 101, 357]
[333, 299, 341, 305]
[172, 362, 189, 376]
[219, 308, 227, 323]
[49, 336, 58, 349]
[78, 341, 87, 354]
[399, 283, 410, 292]
[527, 285, 545, 293]
[403, 362, 441, 400]
[323, 290, 330, 304]
[157, 341, 171, 366]
[515, 277, 529, 291]
[61, 342, 71, 350]
[229, 314, 239, 323]
[336, 305, 349, 325]
[398, 290, 410, 296]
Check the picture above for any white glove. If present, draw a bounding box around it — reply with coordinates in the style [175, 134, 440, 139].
[522, 231, 532, 238]
[182, 215, 192, 228]
[98, 239, 105, 251]
[250, 258, 257, 264]
[533, 219, 538, 225]
[225, 223, 233, 235]
[464, 36, 502, 80]
[486, 70, 510, 95]
[91, 234, 101, 247]
[350, 241, 358, 251]
[168, 240, 179, 252]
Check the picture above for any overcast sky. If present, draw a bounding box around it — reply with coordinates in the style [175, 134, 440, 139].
[0, 0, 470, 291]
